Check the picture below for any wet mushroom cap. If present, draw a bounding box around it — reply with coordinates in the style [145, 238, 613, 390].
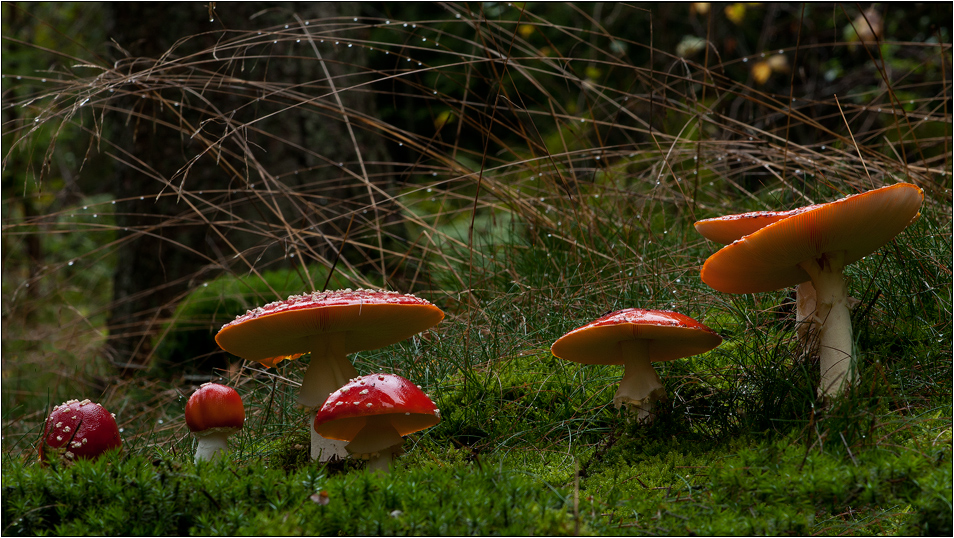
[550, 309, 722, 365]
[215, 289, 444, 367]
[40, 399, 122, 461]
[694, 204, 822, 244]
[185, 383, 245, 434]
[701, 183, 924, 294]
[314, 373, 439, 442]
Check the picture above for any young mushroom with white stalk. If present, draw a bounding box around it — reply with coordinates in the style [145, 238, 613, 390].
[185, 382, 245, 463]
[215, 289, 444, 461]
[551, 309, 722, 423]
[700, 183, 924, 398]
[314, 373, 440, 473]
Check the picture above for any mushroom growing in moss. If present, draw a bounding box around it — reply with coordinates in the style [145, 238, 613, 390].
[215, 289, 444, 461]
[701, 183, 924, 397]
[185, 382, 245, 463]
[40, 399, 122, 463]
[314, 373, 440, 473]
[551, 309, 722, 423]
[695, 205, 824, 347]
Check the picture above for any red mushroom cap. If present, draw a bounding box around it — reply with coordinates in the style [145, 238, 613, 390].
[215, 289, 444, 367]
[701, 183, 924, 294]
[40, 399, 122, 462]
[185, 383, 245, 434]
[551, 309, 722, 365]
[314, 373, 439, 442]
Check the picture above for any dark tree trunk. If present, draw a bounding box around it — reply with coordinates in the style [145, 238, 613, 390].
[102, 3, 399, 374]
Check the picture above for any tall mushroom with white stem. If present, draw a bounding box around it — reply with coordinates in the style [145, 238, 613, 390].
[215, 289, 444, 461]
[314, 373, 440, 473]
[551, 309, 722, 423]
[695, 205, 823, 345]
[700, 183, 924, 398]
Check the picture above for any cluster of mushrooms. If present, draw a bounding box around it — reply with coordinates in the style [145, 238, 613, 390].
[39, 183, 924, 470]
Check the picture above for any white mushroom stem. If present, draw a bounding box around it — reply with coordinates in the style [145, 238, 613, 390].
[346, 417, 405, 474]
[799, 250, 856, 398]
[299, 332, 358, 461]
[795, 281, 818, 349]
[613, 339, 666, 423]
[193, 429, 237, 463]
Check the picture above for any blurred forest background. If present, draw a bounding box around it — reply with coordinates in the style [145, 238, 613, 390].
[2, 2, 951, 452]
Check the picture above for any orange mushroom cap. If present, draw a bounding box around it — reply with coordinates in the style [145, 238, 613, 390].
[215, 289, 444, 367]
[314, 373, 440, 442]
[551, 309, 722, 365]
[701, 183, 924, 294]
[694, 204, 822, 245]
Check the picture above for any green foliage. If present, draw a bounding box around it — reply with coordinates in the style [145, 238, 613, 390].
[151, 267, 355, 375]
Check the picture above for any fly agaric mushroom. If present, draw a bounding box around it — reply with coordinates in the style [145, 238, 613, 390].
[40, 399, 122, 463]
[314, 373, 440, 473]
[215, 289, 444, 461]
[185, 382, 245, 463]
[695, 205, 825, 347]
[551, 309, 722, 423]
[701, 183, 924, 397]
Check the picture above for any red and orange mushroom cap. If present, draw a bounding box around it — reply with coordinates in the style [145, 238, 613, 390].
[701, 183, 924, 294]
[185, 383, 245, 435]
[551, 308, 722, 365]
[215, 289, 444, 367]
[694, 204, 822, 245]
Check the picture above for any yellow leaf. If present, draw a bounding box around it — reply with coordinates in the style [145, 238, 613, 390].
[434, 110, 455, 130]
[752, 61, 771, 85]
[517, 24, 534, 39]
[725, 3, 746, 25]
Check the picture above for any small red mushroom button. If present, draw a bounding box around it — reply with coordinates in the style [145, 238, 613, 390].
[40, 399, 122, 463]
[185, 383, 245, 463]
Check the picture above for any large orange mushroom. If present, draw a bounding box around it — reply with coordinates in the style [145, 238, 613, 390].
[215, 289, 444, 461]
[701, 183, 924, 397]
[695, 204, 824, 345]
